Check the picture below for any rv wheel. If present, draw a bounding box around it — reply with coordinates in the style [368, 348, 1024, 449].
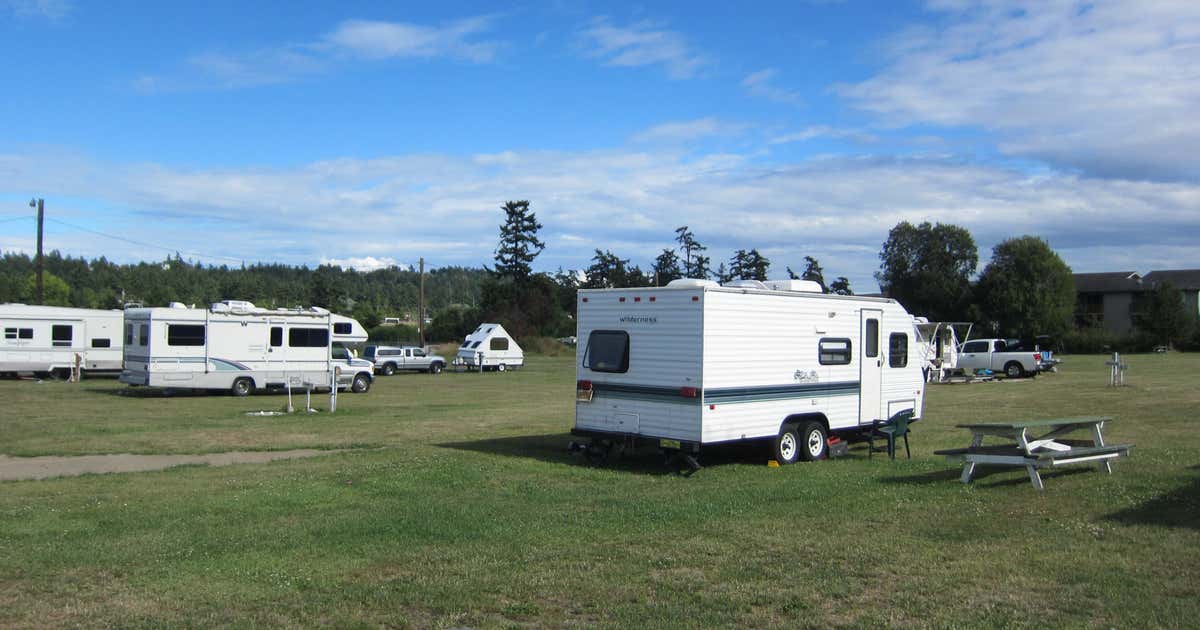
[231, 377, 253, 397]
[799, 421, 828, 461]
[497, 363, 507, 372]
[351, 373, 371, 394]
[381, 363, 396, 376]
[773, 425, 801, 465]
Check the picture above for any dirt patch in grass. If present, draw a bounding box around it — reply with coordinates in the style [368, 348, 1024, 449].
[0, 449, 348, 481]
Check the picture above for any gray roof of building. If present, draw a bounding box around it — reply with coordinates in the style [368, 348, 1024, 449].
[1073, 272, 1143, 293]
[1143, 269, 1200, 290]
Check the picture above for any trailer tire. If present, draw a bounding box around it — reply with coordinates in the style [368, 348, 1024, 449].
[381, 362, 396, 376]
[773, 425, 802, 465]
[351, 373, 371, 394]
[798, 420, 828, 461]
[1004, 361, 1025, 379]
[429, 362, 443, 374]
[231, 377, 253, 397]
[497, 363, 507, 372]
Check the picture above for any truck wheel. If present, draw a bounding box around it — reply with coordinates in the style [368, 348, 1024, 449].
[381, 363, 396, 376]
[429, 362, 443, 374]
[799, 421, 828, 461]
[231, 377, 253, 397]
[773, 425, 801, 465]
[351, 373, 371, 393]
[1004, 362, 1025, 379]
[497, 363, 507, 372]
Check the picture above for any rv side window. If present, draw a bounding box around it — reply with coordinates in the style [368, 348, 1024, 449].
[865, 319, 879, 358]
[139, 324, 148, 346]
[3, 328, 15, 340]
[167, 325, 205, 346]
[819, 338, 852, 365]
[333, 322, 352, 335]
[6, 328, 35, 340]
[584, 330, 630, 373]
[889, 333, 908, 368]
[289, 327, 329, 348]
[270, 327, 283, 347]
[52, 325, 73, 347]
[490, 337, 509, 351]
[125, 323, 133, 345]
[91, 338, 112, 348]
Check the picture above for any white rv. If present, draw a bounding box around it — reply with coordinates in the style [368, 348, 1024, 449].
[120, 301, 375, 396]
[0, 304, 124, 378]
[455, 323, 524, 371]
[572, 279, 925, 465]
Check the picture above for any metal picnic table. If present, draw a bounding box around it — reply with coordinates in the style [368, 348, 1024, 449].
[935, 416, 1133, 490]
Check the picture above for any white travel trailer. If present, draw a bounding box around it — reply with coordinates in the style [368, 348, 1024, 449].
[120, 301, 375, 395]
[572, 279, 925, 465]
[0, 304, 124, 377]
[455, 323, 524, 371]
[913, 319, 973, 382]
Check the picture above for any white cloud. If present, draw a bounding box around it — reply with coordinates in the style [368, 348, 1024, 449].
[839, 0, 1200, 181]
[4, 0, 70, 19]
[136, 15, 502, 90]
[741, 68, 803, 105]
[630, 117, 746, 143]
[3, 146, 1199, 291]
[769, 125, 879, 145]
[319, 256, 402, 272]
[578, 17, 708, 79]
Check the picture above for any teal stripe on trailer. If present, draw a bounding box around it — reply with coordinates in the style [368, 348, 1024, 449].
[704, 381, 859, 404]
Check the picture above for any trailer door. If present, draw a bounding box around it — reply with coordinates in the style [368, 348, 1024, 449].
[859, 309, 883, 424]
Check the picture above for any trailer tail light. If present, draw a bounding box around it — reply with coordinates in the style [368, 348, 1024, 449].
[1034, 353, 1042, 362]
[679, 386, 699, 398]
[619, 297, 626, 302]
[634, 296, 641, 302]
[691, 296, 699, 302]
[576, 380, 594, 402]
[582, 297, 588, 303]
[649, 296, 656, 302]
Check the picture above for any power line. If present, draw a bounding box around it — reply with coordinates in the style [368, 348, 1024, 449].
[44, 217, 245, 264]
[0, 215, 34, 224]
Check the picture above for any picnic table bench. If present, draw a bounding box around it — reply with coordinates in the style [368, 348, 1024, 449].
[934, 416, 1133, 490]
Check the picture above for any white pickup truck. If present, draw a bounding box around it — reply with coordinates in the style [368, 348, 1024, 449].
[957, 338, 1043, 378]
[363, 345, 447, 375]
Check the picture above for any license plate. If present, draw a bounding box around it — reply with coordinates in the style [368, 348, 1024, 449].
[659, 439, 681, 449]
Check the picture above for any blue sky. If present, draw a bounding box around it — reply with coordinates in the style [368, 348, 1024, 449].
[1, 0, 1198, 291]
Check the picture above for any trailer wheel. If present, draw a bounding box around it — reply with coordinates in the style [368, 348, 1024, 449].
[773, 425, 802, 465]
[1004, 361, 1025, 379]
[497, 363, 507, 372]
[351, 373, 371, 393]
[799, 421, 828, 461]
[231, 377, 253, 397]
[429, 362, 443, 374]
[381, 362, 396, 376]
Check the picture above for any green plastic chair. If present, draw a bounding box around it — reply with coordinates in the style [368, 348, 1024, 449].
[868, 409, 914, 460]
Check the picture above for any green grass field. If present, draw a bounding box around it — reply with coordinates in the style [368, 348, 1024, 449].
[1, 354, 1197, 627]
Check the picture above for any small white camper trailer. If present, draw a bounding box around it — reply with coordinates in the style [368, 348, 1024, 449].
[0, 304, 124, 377]
[455, 323, 524, 371]
[913, 320, 973, 382]
[120, 301, 374, 395]
[572, 279, 925, 465]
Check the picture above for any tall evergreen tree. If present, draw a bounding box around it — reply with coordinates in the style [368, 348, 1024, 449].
[745, 249, 770, 281]
[801, 255, 826, 290]
[829, 277, 853, 295]
[674, 226, 708, 278]
[493, 200, 545, 282]
[652, 249, 683, 285]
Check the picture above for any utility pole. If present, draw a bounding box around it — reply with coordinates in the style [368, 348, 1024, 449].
[418, 257, 426, 348]
[29, 198, 44, 304]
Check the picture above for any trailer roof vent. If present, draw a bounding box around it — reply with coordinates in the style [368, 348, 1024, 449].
[723, 279, 768, 290]
[168, 301, 188, 309]
[665, 278, 720, 289]
[762, 280, 825, 293]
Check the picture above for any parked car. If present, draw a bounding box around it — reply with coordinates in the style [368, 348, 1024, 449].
[957, 338, 1043, 378]
[363, 345, 446, 375]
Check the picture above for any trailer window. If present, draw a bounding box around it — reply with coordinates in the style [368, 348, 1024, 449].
[270, 327, 283, 347]
[167, 325, 205, 346]
[91, 338, 111, 348]
[889, 333, 908, 368]
[819, 338, 852, 365]
[584, 330, 629, 373]
[52, 325, 73, 347]
[333, 322, 352, 335]
[289, 327, 329, 348]
[125, 323, 133, 345]
[490, 337, 509, 351]
[865, 319, 879, 358]
[139, 324, 149, 346]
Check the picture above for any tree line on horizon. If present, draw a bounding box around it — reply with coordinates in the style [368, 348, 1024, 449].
[2, 200, 1195, 349]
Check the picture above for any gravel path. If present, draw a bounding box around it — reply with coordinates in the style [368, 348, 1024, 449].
[0, 449, 347, 481]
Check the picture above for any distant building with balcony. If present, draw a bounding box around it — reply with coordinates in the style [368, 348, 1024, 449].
[1074, 269, 1200, 333]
